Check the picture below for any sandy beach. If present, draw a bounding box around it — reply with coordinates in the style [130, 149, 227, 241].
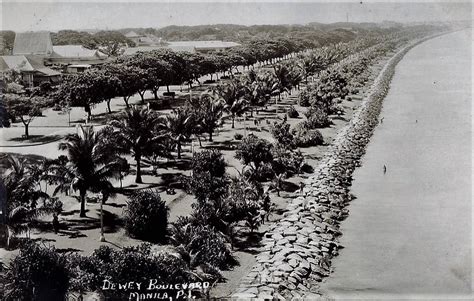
[320, 29, 472, 299]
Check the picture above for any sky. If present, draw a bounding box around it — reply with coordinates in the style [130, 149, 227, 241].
[1, 1, 472, 32]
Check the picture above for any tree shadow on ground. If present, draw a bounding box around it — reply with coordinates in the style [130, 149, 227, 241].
[331, 115, 349, 122]
[56, 247, 82, 253]
[61, 209, 122, 234]
[8, 134, 62, 143]
[281, 180, 301, 193]
[234, 231, 264, 251]
[202, 140, 240, 151]
[31, 237, 56, 243]
[106, 202, 126, 208]
[158, 172, 186, 190]
[159, 159, 193, 171]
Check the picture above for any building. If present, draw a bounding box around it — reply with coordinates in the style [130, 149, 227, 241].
[66, 64, 92, 73]
[125, 31, 144, 46]
[125, 31, 163, 47]
[8, 31, 108, 77]
[123, 40, 240, 55]
[45, 45, 108, 69]
[12, 31, 53, 56]
[0, 55, 61, 87]
[123, 46, 165, 56]
[166, 41, 241, 54]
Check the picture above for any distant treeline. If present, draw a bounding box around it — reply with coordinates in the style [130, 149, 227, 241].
[0, 22, 405, 56]
[118, 23, 401, 44]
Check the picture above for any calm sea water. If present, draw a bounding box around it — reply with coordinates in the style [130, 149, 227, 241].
[320, 29, 472, 299]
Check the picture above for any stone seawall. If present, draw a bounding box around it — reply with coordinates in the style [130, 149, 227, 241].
[232, 34, 446, 300]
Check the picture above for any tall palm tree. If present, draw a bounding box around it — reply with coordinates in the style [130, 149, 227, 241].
[57, 125, 122, 217]
[256, 72, 279, 106]
[272, 64, 292, 102]
[109, 106, 165, 183]
[198, 92, 225, 142]
[163, 108, 191, 159]
[297, 56, 317, 84]
[214, 81, 248, 129]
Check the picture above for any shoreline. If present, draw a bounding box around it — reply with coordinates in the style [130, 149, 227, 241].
[231, 31, 455, 299]
[320, 28, 472, 299]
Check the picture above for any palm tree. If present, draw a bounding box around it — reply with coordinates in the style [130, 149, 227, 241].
[163, 108, 191, 159]
[1, 155, 54, 246]
[197, 92, 225, 142]
[272, 64, 292, 102]
[56, 125, 122, 217]
[287, 66, 303, 93]
[109, 106, 165, 184]
[214, 81, 248, 129]
[271, 172, 286, 197]
[297, 56, 317, 84]
[256, 72, 279, 106]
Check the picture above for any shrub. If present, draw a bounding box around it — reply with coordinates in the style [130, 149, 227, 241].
[170, 222, 236, 270]
[235, 134, 273, 169]
[331, 102, 345, 116]
[188, 171, 229, 204]
[304, 106, 331, 128]
[3, 242, 69, 300]
[271, 145, 305, 176]
[270, 120, 295, 149]
[192, 149, 226, 178]
[244, 162, 274, 182]
[293, 123, 324, 147]
[234, 133, 243, 140]
[66, 252, 104, 293]
[227, 177, 263, 224]
[286, 105, 299, 118]
[298, 89, 311, 107]
[124, 189, 169, 243]
[74, 244, 192, 299]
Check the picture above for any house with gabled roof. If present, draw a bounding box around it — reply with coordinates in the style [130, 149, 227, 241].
[9, 31, 108, 77]
[0, 55, 61, 87]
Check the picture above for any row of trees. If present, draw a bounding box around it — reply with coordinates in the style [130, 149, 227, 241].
[55, 32, 394, 119]
[54, 36, 313, 120]
[0, 25, 449, 299]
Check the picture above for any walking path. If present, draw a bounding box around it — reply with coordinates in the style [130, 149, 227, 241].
[320, 29, 472, 299]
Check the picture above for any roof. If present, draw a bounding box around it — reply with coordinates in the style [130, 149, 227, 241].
[13, 31, 53, 55]
[36, 67, 61, 76]
[166, 40, 240, 50]
[123, 46, 164, 55]
[167, 45, 196, 53]
[68, 64, 92, 68]
[0, 55, 61, 76]
[125, 31, 143, 38]
[51, 45, 107, 59]
[1, 55, 34, 71]
[138, 35, 158, 45]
